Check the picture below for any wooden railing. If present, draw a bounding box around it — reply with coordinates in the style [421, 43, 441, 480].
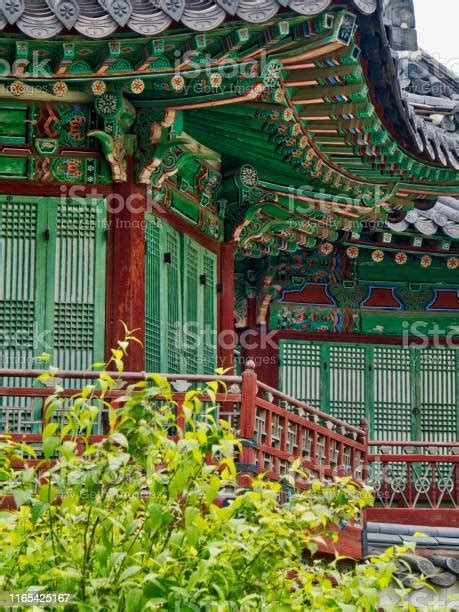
[5, 363, 459, 527]
[0, 361, 367, 486]
[239, 361, 367, 487]
[368, 442, 459, 510]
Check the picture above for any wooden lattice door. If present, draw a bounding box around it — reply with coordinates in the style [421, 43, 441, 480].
[279, 339, 459, 441]
[418, 348, 457, 442]
[0, 196, 106, 433]
[145, 215, 217, 375]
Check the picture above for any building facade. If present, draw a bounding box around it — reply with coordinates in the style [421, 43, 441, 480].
[0, 0, 457, 448]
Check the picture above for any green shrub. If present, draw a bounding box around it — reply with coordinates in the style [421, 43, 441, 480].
[0, 337, 411, 611]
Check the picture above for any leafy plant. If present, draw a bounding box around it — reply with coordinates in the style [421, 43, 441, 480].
[0, 335, 412, 610]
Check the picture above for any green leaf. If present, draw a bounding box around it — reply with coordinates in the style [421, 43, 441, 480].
[42, 422, 59, 440]
[108, 452, 130, 471]
[204, 475, 222, 506]
[111, 432, 129, 448]
[13, 488, 31, 507]
[120, 565, 142, 581]
[31, 501, 49, 524]
[42, 435, 60, 459]
[95, 544, 111, 567]
[38, 484, 57, 503]
[61, 440, 77, 459]
[125, 588, 143, 612]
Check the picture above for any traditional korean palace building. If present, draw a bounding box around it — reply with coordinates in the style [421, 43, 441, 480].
[0, 0, 458, 534]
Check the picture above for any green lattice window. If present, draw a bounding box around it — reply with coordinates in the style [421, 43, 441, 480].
[373, 346, 413, 441]
[145, 215, 162, 373]
[0, 195, 107, 433]
[145, 214, 217, 375]
[201, 248, 217, 375]
[419, 348, 457, 443]
[279, 340, 459, 441]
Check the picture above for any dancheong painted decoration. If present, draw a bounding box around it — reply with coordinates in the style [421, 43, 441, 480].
[0, 0, 458, 539]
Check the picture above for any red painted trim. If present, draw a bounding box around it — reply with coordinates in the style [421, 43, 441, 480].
[318, 524, 363, 560]
[0, 181, 114, 196]
[151, 207, 221, 255]
[368, 454, 459, 463]
[105, 159, 145, 370]
[365, 508, 459, 528]
[363, 287, 401, 308]
[429, 290, 459, 310]
[282, 284, 334, 305]
[104, 199, 115, 365]
[218, 242, 235, 371]
[247, 298, 257, 330]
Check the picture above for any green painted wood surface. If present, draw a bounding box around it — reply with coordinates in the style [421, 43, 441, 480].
[360, 311, 459, 338]
[145, 214, 182, 373]
[0, 106, 27, 143]
[356, 252, 457, 284]
[201, 247, 217, 375]
[0, 195, 106, 433]
[0, 156, 28, 178]
[0, 196, 47, 432]
[270, 304, 459, 339]
[145, 214, 217, 374]
[183, 234, 200, 374]
[279, 339, 458, 442]
[145, 213, 162, 373]
[164, 222, 182, 373]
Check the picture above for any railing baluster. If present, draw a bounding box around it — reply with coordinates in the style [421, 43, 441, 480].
[337, 440, 344, 477]
[324, 435, 331, 472]
[368, 441, 459, 514]
[296, 424, 303, 463]
[407, 462, 413, 507]
[0, 365, 372, 493]
[239, 359, 258, 487]
[455, 453, 459, 506]
[431, 461, 437, 507]
[281, 415, 287, 454]
[311, 430, 318, 472]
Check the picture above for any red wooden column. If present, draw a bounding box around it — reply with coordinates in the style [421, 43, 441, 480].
[238, 359, 258, 487]
[105, 157, 146, 371]
[218, 242, 235, 372]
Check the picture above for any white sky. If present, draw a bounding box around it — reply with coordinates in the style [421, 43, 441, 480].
[413, 0, 459, 74]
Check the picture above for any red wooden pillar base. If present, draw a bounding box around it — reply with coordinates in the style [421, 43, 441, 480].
[105, 157, 146, 371]
[218, 242, 235, 372]
[238, 359, 258, 487]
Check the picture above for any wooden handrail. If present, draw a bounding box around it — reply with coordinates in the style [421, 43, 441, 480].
[367, 443, 459, 511]
[0, 363, 368, 485]
[369, 441, 459, 448]
[368, 454, 459, 463]
[3, 366, 459, 515]
[0, 368, 243, 385]
[257, 380, 366, 436]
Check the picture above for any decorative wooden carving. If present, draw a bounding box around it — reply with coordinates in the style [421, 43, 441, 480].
[89, 93, 136, 182]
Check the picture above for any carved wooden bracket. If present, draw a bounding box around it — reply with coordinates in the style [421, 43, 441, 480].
[90, 92, 136, 182]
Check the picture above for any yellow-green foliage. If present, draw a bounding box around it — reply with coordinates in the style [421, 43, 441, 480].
[0, 335, 413, 611]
